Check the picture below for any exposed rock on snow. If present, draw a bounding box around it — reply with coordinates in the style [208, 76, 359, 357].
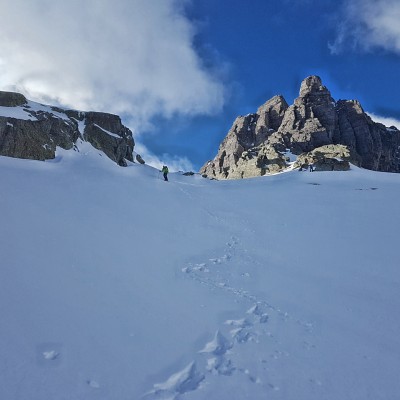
[295, 144, 352, 171]
[0, 91, 139, 166]
[0, 91, 27, 107]
[201, 75, 400, 179]
[135, 153, 145, 164]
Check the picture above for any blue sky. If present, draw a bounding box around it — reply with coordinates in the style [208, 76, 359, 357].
[1, 0, 399, 170]
[139, 0, 400, 170]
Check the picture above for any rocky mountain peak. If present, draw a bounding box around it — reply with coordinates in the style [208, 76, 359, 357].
[201, 76, 400, 179]
[295, 75, 334, 110]
[256, 95, 288, 131]
[299, 75, 328, 97]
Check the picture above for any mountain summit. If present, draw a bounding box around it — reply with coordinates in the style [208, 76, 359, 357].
[201, 76, 400, 179]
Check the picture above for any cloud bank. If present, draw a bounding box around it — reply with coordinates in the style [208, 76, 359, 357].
[367, 112, 400, 130]
[134, 142, 194, 172]
[0, 0, 225, 128]
[330, 0, 400, 54]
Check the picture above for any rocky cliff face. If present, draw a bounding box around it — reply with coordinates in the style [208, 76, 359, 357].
[201, 76, 400, 179]
[0, 91, 137, 166]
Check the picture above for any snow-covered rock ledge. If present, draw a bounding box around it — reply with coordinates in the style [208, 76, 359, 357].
[0, 90, 137, 166]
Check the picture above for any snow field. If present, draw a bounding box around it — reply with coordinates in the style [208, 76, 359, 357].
[1, 146, 400, 400]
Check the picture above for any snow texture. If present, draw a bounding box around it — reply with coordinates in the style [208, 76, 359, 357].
[1, 146, 400, 400]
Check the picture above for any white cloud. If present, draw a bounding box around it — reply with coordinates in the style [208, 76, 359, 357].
[367, 112, 400, 130]
[329, 0, 400, 54]
[0, 0, 225, 129]
[134, 142, 195, 172]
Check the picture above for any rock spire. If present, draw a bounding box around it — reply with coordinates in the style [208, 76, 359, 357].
[201, 76, 400, 179]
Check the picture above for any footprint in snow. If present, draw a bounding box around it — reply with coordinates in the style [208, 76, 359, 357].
[86, 380, 100, 389]
[199, 330, 236, 376]
[181, 263, 209, 274]
[145, 361, 204, 399]
[206, 356, 235, 376]
[226, 236, 239, 247]
[247, 303, 269, 324]
[209, 254, 230, 264]
[176, 241, 317, 395]
[42, 350, 59, 360]
[225, 318, 252, 328]
[199, 330, 232, 356]
[37, 343, 62, 366]
[230, 327, 255, 344]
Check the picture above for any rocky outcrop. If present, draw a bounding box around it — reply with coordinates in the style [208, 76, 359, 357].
[135, 154, 145, 164]
[0, 91, 27, 107]
[0, 91, 138, 166]
[294, 144, 352, 172]
[278, 75, 337, 153]
[334, 100, 400, 172]
[201, 76, 400, 179]
[201, 95, 288, 179]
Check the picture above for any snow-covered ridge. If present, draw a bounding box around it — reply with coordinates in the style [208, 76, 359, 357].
[0, 99, 72, 121]
[0, 91, 135, 166]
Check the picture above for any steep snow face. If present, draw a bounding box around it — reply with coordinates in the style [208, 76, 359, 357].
[1, 147, 400, 400]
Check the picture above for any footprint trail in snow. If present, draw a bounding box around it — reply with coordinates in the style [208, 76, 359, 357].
[143, 236, 318, 399]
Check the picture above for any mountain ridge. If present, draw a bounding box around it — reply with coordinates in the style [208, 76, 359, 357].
[201, 76, 400, 179]
[0, 91, 140, 166]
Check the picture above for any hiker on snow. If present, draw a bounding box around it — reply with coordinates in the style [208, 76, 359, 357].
[161, 165, 169, 181]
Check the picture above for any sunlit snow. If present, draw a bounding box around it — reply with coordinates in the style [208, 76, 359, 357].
[1, 145, 399, 400]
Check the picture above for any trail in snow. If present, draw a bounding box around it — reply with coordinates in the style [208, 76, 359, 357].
[2, 152, 400, 400]
[143, 233, 316, 399]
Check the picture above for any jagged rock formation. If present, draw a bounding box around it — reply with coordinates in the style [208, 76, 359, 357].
[0, 91, 138, 166]
[201, 76, 400, 179]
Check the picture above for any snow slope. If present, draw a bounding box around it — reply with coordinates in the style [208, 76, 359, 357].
[1, 143, 400, 400]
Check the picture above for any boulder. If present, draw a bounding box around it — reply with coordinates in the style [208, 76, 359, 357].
[135, 154, 145, 164]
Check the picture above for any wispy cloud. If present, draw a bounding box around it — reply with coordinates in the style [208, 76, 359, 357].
[367, 112, 400, 129]
[134, 142, 195, 172]
[329, 0, 400, 54]
[0, 0, 225, 129]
